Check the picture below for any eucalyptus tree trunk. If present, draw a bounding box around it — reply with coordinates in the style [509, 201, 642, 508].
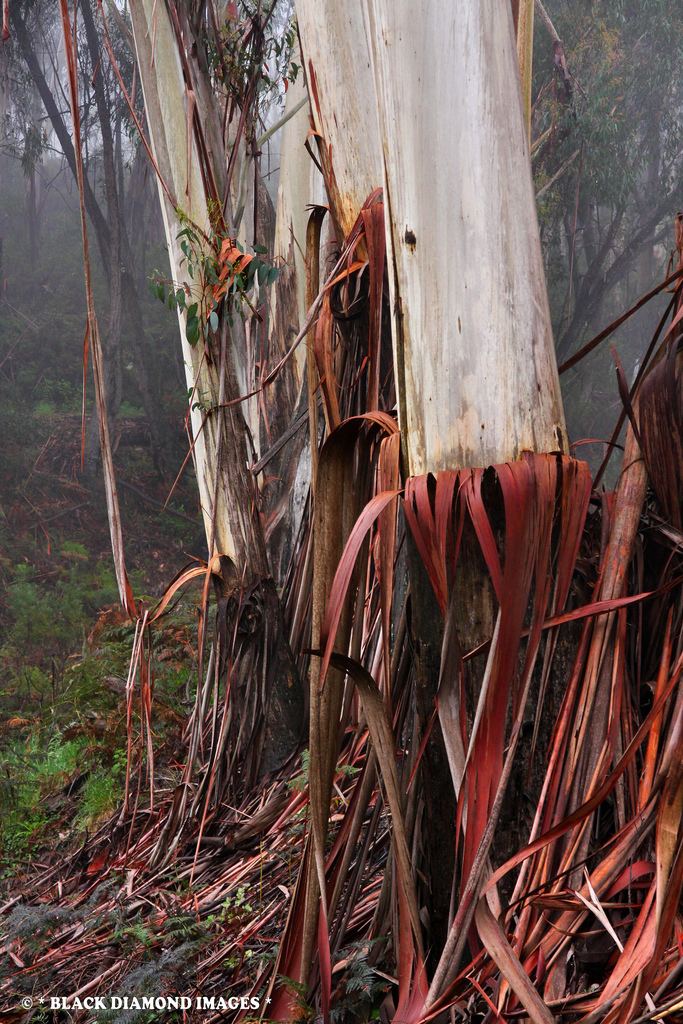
[129, 0, 266, 572]
[364, 1, 565, 471]
[129, 0, 304, 775]
[295, 0, 569, 980]
[366, 0, 567, 954]
[295, 0, 565, 521]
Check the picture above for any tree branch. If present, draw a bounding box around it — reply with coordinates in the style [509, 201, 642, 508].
[535, 0, 561, 45]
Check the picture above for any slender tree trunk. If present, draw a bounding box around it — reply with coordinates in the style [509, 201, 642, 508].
[129, 0, 261, 568]
[82, 0, 124, 471]
[25, 166, 38, 263]
[11, 6, 111, 268]
[81, 0, 168, 473]
[129, 0, 304, 772]
[516, 0, 535, 137]
[12, 3, 167, 472]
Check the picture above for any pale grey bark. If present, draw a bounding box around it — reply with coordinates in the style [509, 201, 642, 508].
[364, 0, 567, 475]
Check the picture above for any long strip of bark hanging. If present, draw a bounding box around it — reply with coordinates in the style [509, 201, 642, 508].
[59, 0, 135, 617]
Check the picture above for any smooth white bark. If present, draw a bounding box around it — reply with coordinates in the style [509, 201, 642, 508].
[129, 0, 226, 548]
[295, 1, 382, 239]
[270, 64, 317, 387]
[129, 0, 270, 570]
[365, 0, 566, 474]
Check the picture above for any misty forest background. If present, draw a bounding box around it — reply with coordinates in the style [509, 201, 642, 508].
[0, 0, 682, 1019]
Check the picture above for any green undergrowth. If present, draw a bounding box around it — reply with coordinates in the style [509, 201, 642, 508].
[0, 595, 197, 881]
